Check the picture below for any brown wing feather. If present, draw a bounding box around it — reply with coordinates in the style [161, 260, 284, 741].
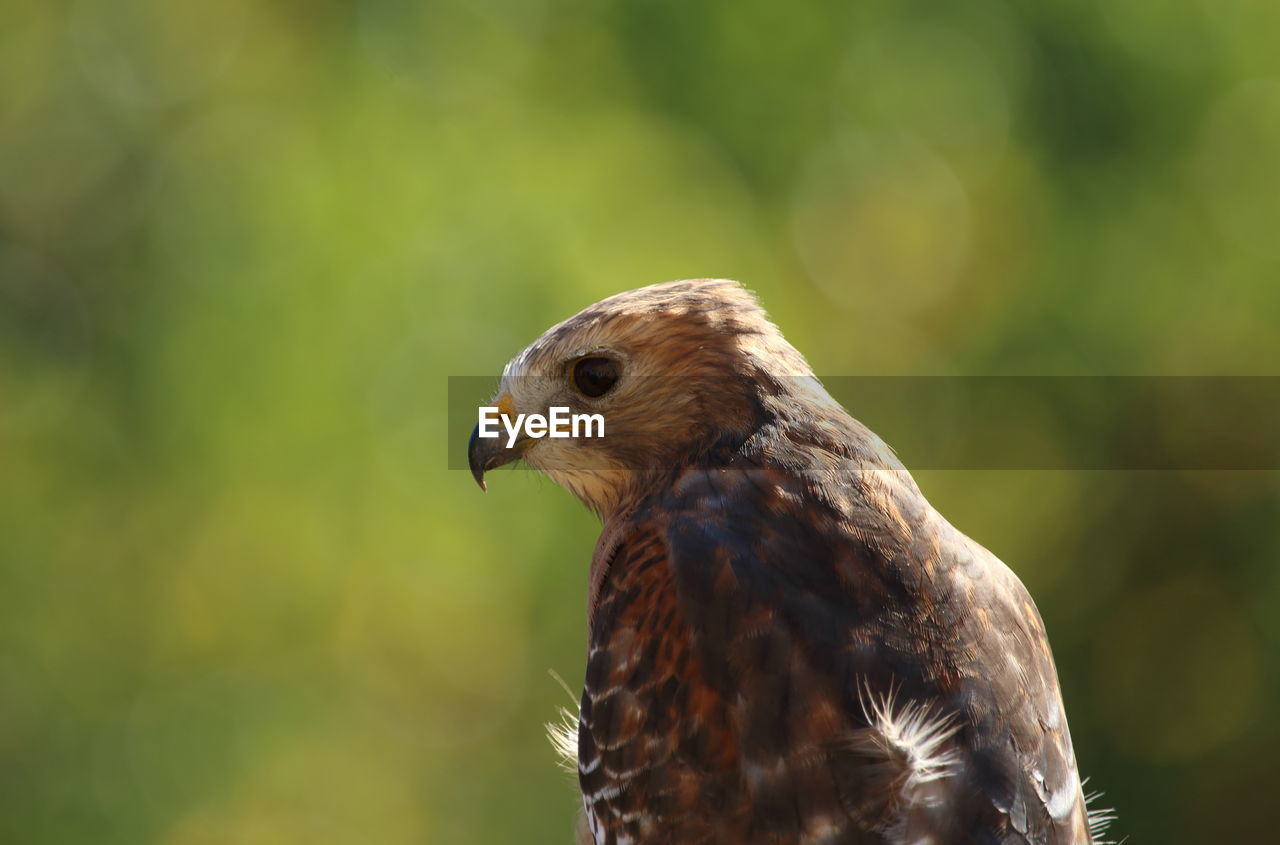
[577, 455, 1091, 844]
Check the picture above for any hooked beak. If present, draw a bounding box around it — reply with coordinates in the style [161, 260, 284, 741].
[467, 393, 529, 491]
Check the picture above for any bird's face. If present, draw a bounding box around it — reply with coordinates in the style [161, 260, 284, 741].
[476, 341, 637, 510]
[468, 279, 813, 517]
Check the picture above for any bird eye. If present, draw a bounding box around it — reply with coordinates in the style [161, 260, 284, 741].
[571, 356, 619, 398]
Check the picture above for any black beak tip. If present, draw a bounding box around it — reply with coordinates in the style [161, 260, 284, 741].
[467, 424, 488, 492]
[468, 420, 525, 491]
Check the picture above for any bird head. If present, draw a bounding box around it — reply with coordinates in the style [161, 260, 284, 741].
[468, 279, 820, 517]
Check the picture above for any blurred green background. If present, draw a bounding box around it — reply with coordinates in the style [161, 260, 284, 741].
[3, 0, 1279, 842]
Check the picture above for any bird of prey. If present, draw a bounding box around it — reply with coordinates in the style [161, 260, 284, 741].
[468, 279, 1108, 844]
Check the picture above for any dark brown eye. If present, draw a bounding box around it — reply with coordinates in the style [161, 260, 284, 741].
[572, 356, 619, 398]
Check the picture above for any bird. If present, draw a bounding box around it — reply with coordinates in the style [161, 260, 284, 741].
[468, 279, 1109, 844]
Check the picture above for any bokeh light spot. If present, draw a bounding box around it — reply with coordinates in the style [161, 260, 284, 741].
[1095, 570, 1260, 760]
[791, 132, 971, 314]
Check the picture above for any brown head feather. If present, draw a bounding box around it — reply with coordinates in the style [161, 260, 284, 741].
[494, 279, 825, 516]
